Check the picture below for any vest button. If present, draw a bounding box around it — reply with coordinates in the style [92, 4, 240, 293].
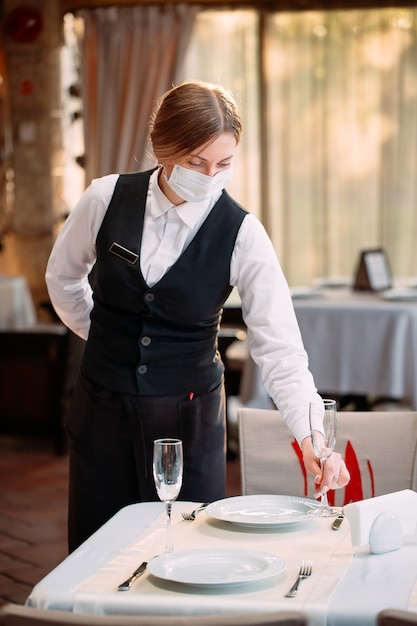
[144, 293, 155, 302]
[137, 365, 147, 375]
[141, 336, 151, 346]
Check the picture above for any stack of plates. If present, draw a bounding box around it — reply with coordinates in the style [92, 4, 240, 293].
[290, 286, 323, 299]
[311, 277, 352, 289]
[382, 288, 417, 302]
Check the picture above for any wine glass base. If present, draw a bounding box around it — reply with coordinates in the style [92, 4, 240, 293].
[308, 507, 339, 518]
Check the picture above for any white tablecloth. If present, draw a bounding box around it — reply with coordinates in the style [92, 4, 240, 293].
[26, 501, 417, 625]
[0, 275, 36, 329]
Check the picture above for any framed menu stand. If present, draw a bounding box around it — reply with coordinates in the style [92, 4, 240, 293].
[353, 249, 392, 291]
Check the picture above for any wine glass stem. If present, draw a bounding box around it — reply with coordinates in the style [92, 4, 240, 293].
[165, 501, 173, 554]
[320, 458, 330, 512]
[321, 490, 330, 511]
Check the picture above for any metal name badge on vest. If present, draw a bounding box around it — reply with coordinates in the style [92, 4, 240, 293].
[109, 242, 139, 265]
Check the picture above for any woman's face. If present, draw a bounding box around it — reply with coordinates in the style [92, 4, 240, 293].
[163, 132, 237, 179]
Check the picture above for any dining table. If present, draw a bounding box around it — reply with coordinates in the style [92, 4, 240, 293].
[0, 274, 37, 329]
[26, 498, 417, 626]
[223, 284, 417, 410]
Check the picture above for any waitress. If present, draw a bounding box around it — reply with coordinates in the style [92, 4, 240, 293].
[46, 80, 350, 552]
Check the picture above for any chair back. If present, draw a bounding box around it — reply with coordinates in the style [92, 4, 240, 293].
[0, 326, 70, 454]
[377, 609, 417, 626]
[0, 604, 308, 626]
[238, 408, 417, 506]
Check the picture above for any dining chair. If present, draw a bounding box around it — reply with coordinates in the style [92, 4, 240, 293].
[0, 604, 309, 626]
[377, 608, 417, 625]
[238, 407, 417, 505]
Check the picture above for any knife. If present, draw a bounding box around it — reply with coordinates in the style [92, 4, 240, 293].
[117, 561, 148, 591]
[332, 513, 344, 530]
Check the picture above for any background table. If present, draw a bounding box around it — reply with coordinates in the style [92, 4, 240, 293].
[26, 501, 417, 626]
[294, 288, 417, 408]
[0, 274, 37, 329]
[224, 287, 417, 410]
[0, 275, 75, 453]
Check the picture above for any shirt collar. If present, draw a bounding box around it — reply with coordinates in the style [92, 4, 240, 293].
[149, 169, 173, 218]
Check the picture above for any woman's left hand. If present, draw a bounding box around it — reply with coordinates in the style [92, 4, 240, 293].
[301, 437, 350, 498]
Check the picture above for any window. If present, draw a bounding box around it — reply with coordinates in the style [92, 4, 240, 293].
[182, 8, 417, 285]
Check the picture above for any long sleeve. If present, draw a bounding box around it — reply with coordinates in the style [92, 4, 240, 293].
[45, 175, 118, 339]
[230, 214, 322, 445]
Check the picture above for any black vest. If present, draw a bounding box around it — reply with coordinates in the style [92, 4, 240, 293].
[82, 169, 247, 396]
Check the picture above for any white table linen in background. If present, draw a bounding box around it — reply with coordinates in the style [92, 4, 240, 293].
[294, 288, 417, 408]
[26, 501, 417, 626]
[0, 275, 36, 329]
[224, 287, 417, 410]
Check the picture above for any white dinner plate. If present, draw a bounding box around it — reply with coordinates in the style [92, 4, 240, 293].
[382, 288, 417, 302]
[147, 548, 285, 586]
[205, 494, 321, 527]
[312, 276, 352, 289]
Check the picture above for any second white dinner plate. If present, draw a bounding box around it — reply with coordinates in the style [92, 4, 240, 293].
[382, 288, 417, 302]
[147, 548, 285, 586]
[205, 494, 321, 527]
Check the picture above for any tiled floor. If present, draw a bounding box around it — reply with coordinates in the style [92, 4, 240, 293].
[0, 433, 241, 608]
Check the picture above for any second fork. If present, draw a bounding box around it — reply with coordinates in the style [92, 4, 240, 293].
[285, 559, 313, 598]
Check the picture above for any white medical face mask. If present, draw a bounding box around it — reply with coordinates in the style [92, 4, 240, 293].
[164, 164, 233, 203]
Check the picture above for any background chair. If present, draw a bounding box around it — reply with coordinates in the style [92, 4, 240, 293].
[238, 408, 417, 506]
[0, 325, 85, 455]
[377, 608, 417, 626]
[0, 604, 308, 626]
[0, 326, 70, 454]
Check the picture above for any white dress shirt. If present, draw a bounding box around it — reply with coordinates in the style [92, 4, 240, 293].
[46, 168, 322, 443]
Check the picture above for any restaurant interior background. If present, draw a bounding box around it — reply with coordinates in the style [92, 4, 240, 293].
[0, 0, 416, 431]
[1, 0, 417, 307]
[1, 0, 417, 608]
[0, 0, 416, 446]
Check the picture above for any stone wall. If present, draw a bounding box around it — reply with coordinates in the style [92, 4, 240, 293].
[1, 0, 65, 307]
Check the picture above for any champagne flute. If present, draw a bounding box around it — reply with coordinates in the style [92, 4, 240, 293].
[309, 399, 338, 517]
[153, 438, 183, 554]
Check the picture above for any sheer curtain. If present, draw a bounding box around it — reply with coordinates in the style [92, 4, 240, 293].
[183, 8, 417, 285]
[78, 5, 197, 185]
[181, 10, 261, 220]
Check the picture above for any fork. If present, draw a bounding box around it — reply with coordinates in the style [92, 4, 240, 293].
[285, 560, 313, 598]
[181, 502, 210, 521]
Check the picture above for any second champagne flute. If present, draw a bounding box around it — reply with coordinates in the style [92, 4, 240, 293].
[153, 438, 183, 554]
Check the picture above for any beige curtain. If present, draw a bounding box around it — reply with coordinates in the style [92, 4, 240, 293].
[181, 10, 261, 222]
[265, 9, 417, 284]
[78, 5, 198, 185]
[183, 8, 417, 285]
